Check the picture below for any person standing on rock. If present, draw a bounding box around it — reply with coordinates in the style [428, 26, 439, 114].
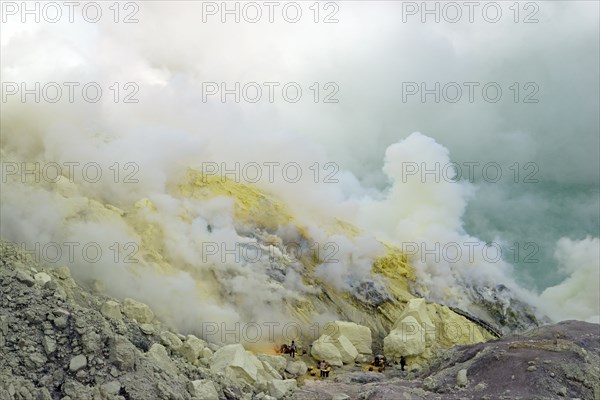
[290, 340, 297, 358]
[319, 360, 326, 378]
[400, 355, 406, 371]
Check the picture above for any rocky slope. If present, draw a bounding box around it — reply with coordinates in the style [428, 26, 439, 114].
[290, 320, 600, 400]
[2, 240, 599, 400]
[0, 169, 538, 362]
[0, 241, 232, 400]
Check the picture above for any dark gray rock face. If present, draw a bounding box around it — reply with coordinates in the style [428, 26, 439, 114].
[0, 242, 254, 400]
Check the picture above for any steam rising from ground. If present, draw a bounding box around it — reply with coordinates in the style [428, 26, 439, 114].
[540, 237, 600, 323]
[1, 1, 598, 338]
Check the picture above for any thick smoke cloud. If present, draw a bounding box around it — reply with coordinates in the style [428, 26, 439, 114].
[540, 237, 600, 323]
[1, 1, 598, 332]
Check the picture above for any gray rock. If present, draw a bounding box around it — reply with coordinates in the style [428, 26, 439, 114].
[332, 395, 351, 400]
[423, 376, 437, 391]
[139, 323, 155, 335]
[268, 379, 297, 399]
[53, 286, 67, 301]
[0, 315, 8, 335]
[255, 394, 277, 400]
[53, 266, 72, 280]
[178, 335, 205, 363]
[285, 360, 308, 376]
[0, 315, 8, 347]
[145, 344, 177, 376]
[457, 368, 468, 387]
[43, 336, 57, 355]
[75, 370, 87, 381]
[15, 270, 35, 286]
[29, 353, 47, 367]
[109, 335, 137, 371]
[262, 360, 283, 380]
[100, 300, 122, 320]
[160, 331, 183, 351]
[200, 347, 212, 359]
[38, 387, 52, 400]
[187, 379, 219, 399]
[82, 331, 102, 354]
[52, 308, 71, 318]
[69, 355, 87, 372]
[100, 381, 121, 395]
[34, 272, 52, 286]
[257, 354, 287, 374]
[53, 316, 69, 329]
[63, 380, 91, 398]
[122, 298, 154, 324]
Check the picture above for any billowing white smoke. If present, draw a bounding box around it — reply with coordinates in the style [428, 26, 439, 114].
[314, 233, 386, 292]
[350, 133, 543, 310]
[540, 237, 600, 323]
[1, 1, 598, 337]
[0, 102, 380, 343]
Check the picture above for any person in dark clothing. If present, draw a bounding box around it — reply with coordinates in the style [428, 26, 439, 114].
[372, 355, 386, 370]
[400, 355, 406, 371]
[319, 360, 326, 378]
[290, 341, 297, 358]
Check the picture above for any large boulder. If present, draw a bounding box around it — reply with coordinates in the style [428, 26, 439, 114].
[393, 298, 435, 340]
[34, 272, 51, 286]
[262, 360, 283, 380]
[100, 381, 121, 396]
[285, 360, 308, 376]
[211, 343, 273, 386]
[457, 369, 468, 387]
[310, 335, 342, 367]
[268, 379, 297, 399]
[178, 335, 205, 363]
[334, 335, 359, 364]
[383, 315, 426, 358]
[257, 354, 287, 374]
[330, 321, 373, 355]
[383, 298, 439, 361]
[69, 355, 87, 372]
[81, 330, 102, 354]
[187, 380, 219, 400]
[160, 331, 183, 351]
[109, 335, 138, 371]
[122, 298, 154, 324]
[201, 347, 213, 359]
[145, 344, 177, 376]
[100, 300, 122, 320]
